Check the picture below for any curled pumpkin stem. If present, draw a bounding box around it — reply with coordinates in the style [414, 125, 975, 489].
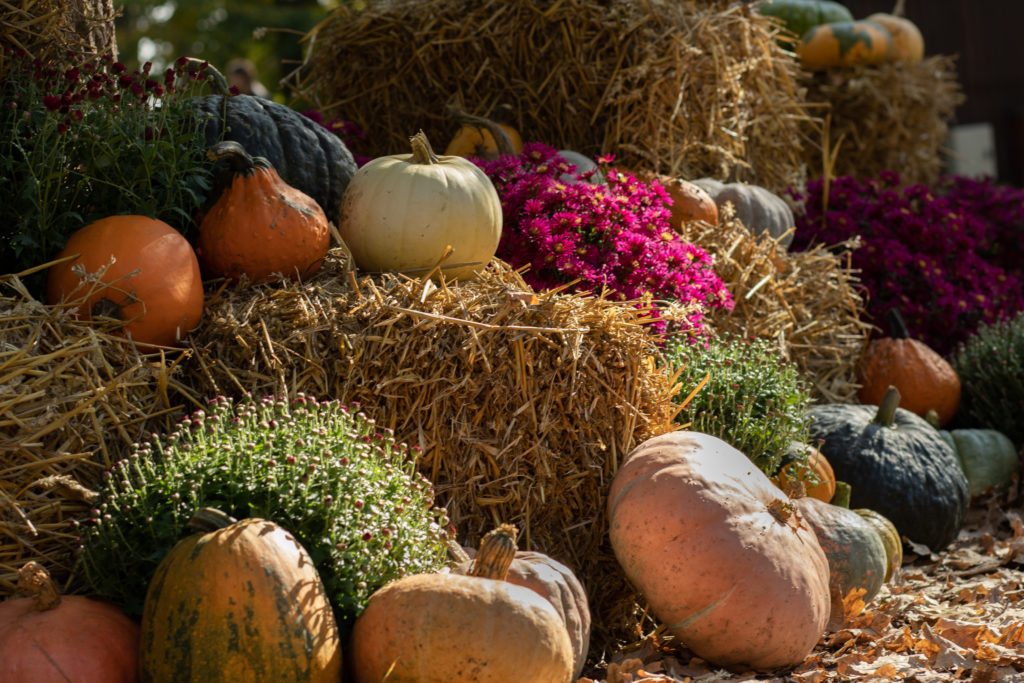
[409, 130, 441, 165]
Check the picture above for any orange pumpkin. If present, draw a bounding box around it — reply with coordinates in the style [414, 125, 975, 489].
[639, 172, 719, 230]
[445, 122, 524, 160]
[773, 441, 837, 502]
[196, 141, 330, 284]
[0, 562, 140, 682]
[607, 431, 830, 671]
[46, 215, 204, 348]
[867, 0, 924, 64]
[350, 524, 574, 683]
[858, 308, 961, 426]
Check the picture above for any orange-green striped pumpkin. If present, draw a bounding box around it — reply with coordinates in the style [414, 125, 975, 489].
[797, 20, 894, 70]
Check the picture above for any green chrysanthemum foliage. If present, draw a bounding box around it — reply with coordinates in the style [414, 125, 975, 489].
[75, 393, 451, 627]
[663, 333, 813, 475]
[953, 310, 1024, 448]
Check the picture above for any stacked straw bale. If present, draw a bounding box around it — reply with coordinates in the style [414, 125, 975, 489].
[0, 275, 191, 597]
[800, 56, 965, 185]
[288, 0, 821, 195]
[179, 251, 684, 647]
[0, 0, 117, 79]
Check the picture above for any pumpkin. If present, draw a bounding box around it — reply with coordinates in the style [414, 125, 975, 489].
[557, 149, 606, 186]
[808, 386, 969, 552]
[854, 507, 903, 583]
[607, 431, 830, 671]
[756, 0, 855, 42]
[195, 140, 330, 284]
[773, 441, 836, 502]
[638, 172, 719, 230]
[796, 20, 894, 70]
[139, 508, 342, 682]
[691, 178, 795, 247]
[453, 543, 591, 679]
[791, 496, 888, 628]
[937, 427, 1021, 498]
[0, 562, 140, 683]
[445, 122, 524, 159]
[338, 130, 503, 280]
[867, 0, 924, 64]
[349, 524, 574, 683]
[858, 308, 961, 426]
[46, 215, 204, 348]
[188, 94, 357, 221]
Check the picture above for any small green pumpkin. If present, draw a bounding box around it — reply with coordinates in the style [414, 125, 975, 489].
[792, 496, 888, 628]
[854, 507, 903, 583]
[938, 428, 1020, 498]
[756, 0, 854, 42]
[807, 385, 969, 552]
[691, 178, 795, 247]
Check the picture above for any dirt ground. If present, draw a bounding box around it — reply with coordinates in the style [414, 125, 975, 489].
[586, 485, 1024, 682]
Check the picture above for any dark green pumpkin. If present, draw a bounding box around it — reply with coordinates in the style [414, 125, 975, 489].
[793, 496, 888, 627]
[756, 0, 854, 41]
[188, 94, 357, 223]
[938, 428, 1020, 498]
[807, 386, 968, 552]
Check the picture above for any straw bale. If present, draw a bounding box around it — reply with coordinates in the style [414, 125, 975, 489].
[0, 0, 117, 79]
[179, 250, 682, 647]
[0, 274, 193, 597]
[800, 55, 965, 185]
[679, 209, 872, 404]
[287, 0, 820, 195]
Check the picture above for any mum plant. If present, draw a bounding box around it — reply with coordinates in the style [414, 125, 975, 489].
[790, 171, 1024, 356]
[0, 50, 217, 290]
[475, 143, 733, 339]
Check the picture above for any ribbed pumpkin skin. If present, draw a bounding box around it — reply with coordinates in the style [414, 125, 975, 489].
[46, 215, 204, 348]
[139, 517, 342, 683]
[607, 431, 830, 671]
[807, 403, 969, 551]
[797, 20, 894, 70]
[196, 150, 330, 284]
[939, 428, 1021, 498]
[0, 594, 140, 682]
[859, 336, 961, 427]
[691, 178, 794, 247]
[855, 508, 903, 583]
[456, 550, 591, 679]
[349, 573, 574, 683]
[792, 497, 888, 628]
[338, 134, 502, 280]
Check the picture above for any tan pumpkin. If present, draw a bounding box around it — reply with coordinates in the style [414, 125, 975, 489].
[350, 524, 574, 683]
[46, 215, 204, 348]
[196, 140, 330, 284]
[338, 130, 503, 280]
[607, 431, 830, 671]
[867, 0, 924, 64]
[0, 562, 140, 683]
[139, 508, 342, 682]
[858, 308, 961, 426]
[453, 541, 591, 678]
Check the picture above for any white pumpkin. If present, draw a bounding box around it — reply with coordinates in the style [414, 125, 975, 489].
[337, 131, 503, 280]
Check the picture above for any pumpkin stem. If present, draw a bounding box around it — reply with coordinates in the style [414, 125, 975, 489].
[884, 308, 910, 340]
[469, 523, 518, 581]
[831, 481, 852, 508]
[409, 130, 441, 165]
[207, 140, 272, 175]
[187, 507, 239, 533]
[924, 409, 942, 429]
[892, 0, 906, 18]
[872, 385, 901, 427]
[17, 561, 61, 612]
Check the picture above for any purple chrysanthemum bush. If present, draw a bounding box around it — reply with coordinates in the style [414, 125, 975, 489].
[790, 171, 1024, 356]
[475, 143, 733, 339]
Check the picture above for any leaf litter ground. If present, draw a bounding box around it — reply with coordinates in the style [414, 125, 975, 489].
[585, 483, 1024, 682]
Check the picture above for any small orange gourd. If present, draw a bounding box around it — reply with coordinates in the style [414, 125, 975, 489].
[867, 0, 924, 64]
[858, 308, 961, 426]
[196, 141, 330, 284]
[46, 215, 204, 348]
[0, 562, 140, 683]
